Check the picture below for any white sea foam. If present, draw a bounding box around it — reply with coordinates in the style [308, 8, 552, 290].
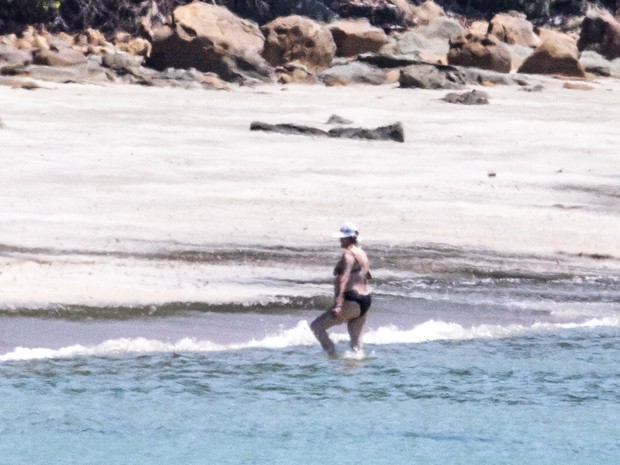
[2, 316, 619, 362]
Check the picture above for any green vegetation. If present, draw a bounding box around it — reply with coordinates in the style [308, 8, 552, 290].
[0, 0, 61, 24]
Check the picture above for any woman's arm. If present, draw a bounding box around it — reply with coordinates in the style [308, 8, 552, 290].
[332, 251, 354, 314]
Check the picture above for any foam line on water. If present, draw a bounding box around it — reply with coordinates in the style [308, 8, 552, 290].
[1, 317, 619, 361]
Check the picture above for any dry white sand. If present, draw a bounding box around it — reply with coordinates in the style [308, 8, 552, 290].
[0, 77, 619, 306]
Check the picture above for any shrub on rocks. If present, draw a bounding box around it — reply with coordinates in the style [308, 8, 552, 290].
[261, 15, 336, 71]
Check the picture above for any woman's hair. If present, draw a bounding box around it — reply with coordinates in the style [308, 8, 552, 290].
[343, 236, 358, 245]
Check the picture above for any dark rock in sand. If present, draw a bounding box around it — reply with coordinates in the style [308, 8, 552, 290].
[327, 114, 353, 124]
[328, 122, 405, 142]
[399, 62, 466, 90]
[519, 84, 544, 92]
[250, 122, 328, 137]
[250, 121, 404, 142]
[441, 90, 489, 105]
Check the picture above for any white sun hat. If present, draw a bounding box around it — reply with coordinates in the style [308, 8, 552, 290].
[332, 222, 360, 239]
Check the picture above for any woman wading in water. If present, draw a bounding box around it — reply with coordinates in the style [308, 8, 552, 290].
[311, 223, 372, 356]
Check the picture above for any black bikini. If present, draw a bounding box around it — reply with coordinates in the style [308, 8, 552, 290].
[344, 290, 372, 317]
[334, 248, 372, 316]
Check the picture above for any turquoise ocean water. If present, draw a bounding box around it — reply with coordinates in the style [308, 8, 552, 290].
[1, 245, 619, 464]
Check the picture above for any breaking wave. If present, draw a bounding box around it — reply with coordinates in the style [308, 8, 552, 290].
[2, 316, 619, 362]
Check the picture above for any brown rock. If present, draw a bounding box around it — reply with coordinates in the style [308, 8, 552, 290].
[563, 82, 594, 91]
[85, 28, 107, 46]
[116, 37, 152, 59]
[578, 13, 620, 60]
[147, 2, 272, 83]
[328, 18, 388, 57]
[469, 21, 489, 36]
[448, 33, 512, 73]
[33, 46, 88, 67]
[518, 33, 586, 78]
[488, 12, 540, 48]
[276, 62, 317, 85]
[55, 32, 76, 46]
[411, 1, 445, 26]
[200, 73, 230, 90]
[0, 34, 18, 47]
[0, 45, 33, 74]
[261, 15, 336, 71]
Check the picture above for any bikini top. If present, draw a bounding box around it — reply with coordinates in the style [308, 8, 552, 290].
[333, 248, 372, 280]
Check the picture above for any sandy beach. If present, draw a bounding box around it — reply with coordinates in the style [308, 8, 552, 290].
[1, 77, 619, 306]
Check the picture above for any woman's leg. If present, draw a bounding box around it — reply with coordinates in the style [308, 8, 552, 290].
[311, 302, 360, 356]
[310, 310, 341, 356]
[347, 313, 368, 352]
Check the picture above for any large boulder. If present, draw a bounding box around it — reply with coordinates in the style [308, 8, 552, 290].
[518, 31, 586, 78]
[391, 29, 449, 63]
[0, 45, 32, 74]
[577, 13, 620, 60]
[399, 63, 466, 89]
[579, 50, 620, 78]
[261, 15, 336, 71]
[147, 2, 273, 83]
[488, 12, 541, 48]
[328, 18, 388, 57]
[416, 17, 465, 41]
[318, 61, 388, 85]
[448, 33, 512, 73]
[33, 46, 88, 67]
